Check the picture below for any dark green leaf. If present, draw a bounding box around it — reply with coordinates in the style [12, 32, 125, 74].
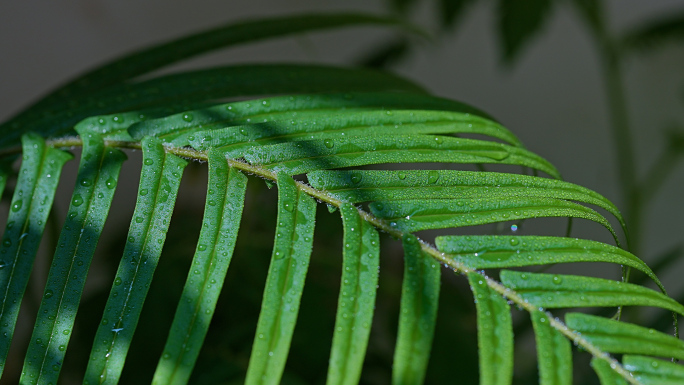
[624, 355, 684, 384]
[84, 137, 187, 385]
[622, 12, 684, 53]
[500, 270, 684, 315]
[531, 310, 572, 385]
[440, 0, 477, 28]
[0, 134, 72, 376]
[497, 0, 554, 63]
[435, 236, 659, 290]
[468, 273, 513, 385]
[20, 131, 125, 384]
[153, 150, 248, 385]
[245, 174, 316, 385]
[327, 204, 380, 385]
[392, 234, 440, 385]
[591, 358, 628, 385]
[566, 313, 684, 360]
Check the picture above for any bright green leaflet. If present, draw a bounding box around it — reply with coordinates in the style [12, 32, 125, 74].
[185, 109, 519, 154]
[0, 134, 72, 377]
[19, 131, 125, 385]
[306, 169, 625, 233]
[4, 65, 423, 147]
[467, 272, 513, 385]
[392, 234, 440, 385]
[623, 355, 684, 384]
[241, 135, 560, 177]
[327, 204, 380, 385]
[153, 150, 248, 385]
[435, 236, 660, 290]
[368, 197, 618, 243]
[2, 13, 419, 143]
[500, 270, 684, 315]
[129, 91, 501, 145]
[530, 310, 572, 385]
[591, 358, 628, 385]
[244, 174, 316, 385]
[84, 137, 187, 385]
[565, 313, 684, 360]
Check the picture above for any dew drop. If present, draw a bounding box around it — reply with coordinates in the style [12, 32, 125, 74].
[198, 244, 207, 251]
[552, 276, 562, 285]
[114, 277, 122, 286]
[182, 113, 193, 122]
[509, 238, 519, 246]
[398, 171, 407, 180]
[72, 195, 84, 207]
[105, 178, 116, 189]
[44, 289, 53, 299]
[323, 139, 334, 149]
[144, 159, 154, 166]
[427, 170, 439, 184]
[11, 200, 22, 212]
[140, 189, 148, 196]
[80, 179, 92, 187]
[350, 174, 362, 184]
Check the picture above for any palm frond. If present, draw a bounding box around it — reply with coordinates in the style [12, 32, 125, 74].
[0, 12, 682, 385]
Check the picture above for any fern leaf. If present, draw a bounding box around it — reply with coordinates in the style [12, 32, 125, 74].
[531, 310, 572, 385]
[184, 109, 519, 154]
[468, 272, 514, 385]
[392, 234, 441, 385]
[435, 236, 660, 290]
[129, 92, 503, 146]
[84, 137, 187, 384]
[369, 197, 618, 241]
[241, 135, 559, 177]
[623, 355, 684, 384]
[4, 65, 423, 147]
[245, 174, 316, 385]
[19, 131, 125, 384]
[500, 270, 684, 315]
[307, 169, 625, 233]
[153, 149, 248, 385]
[566, 313, 684, 360]
[0, 134, 72, 376]
[591, 358, 628, 385]
[327, 204, 380, 385]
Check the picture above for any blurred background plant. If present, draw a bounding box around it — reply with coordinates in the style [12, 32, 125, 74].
[1, 1, 683, 384]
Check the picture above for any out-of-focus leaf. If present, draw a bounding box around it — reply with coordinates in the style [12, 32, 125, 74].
[497, 0, 554, 63]
[622, 12, 684, 52]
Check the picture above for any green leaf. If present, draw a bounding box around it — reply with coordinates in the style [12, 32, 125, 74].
[2, 65, 424, 148]
[435, 236, 660, 290]
[497, 0, 554, 63]
[500, 270, 684, 316]
[153, 150, 248, 385]
[530, 310, 572, 385]
[20, 131, 126, 385]
[392, 234, 441, 385]
[0, 134, 72, 376]
[327, 204, 380, 385]
[591, 358, 628, 385]
[622, 12, 684, 53]
[566, 313, 684, 360]
[84, 137, 187, 385]
[242, 135, 560, 177]
[245, 174, 316, 385]
[6, 13, 415, 123]
[369, 197, 617, 242]
[129, 92, 499, 146]
[306, 169, 625, 232]
[184, 108, 517, 153]
[468, 273, 513, 385]
[440, 0, 477, 28]
[623, 355, 684, 385]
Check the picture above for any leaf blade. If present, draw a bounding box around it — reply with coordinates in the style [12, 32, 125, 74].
[468, 272, 513, 385]
[0, 134, 72, 377]
[531, 310, 572, 385]
[84, 137, 187, 385]
[19, 132, 126, 385]
[244, 174, 317, 385]
[392, 234, 441, 385]
[153, 150, 248, 385]
[327, 204, 380, 385]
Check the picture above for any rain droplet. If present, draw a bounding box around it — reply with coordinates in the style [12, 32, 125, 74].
[144, 159, 154, 166]
[428, 171, 439, 184]
[324, 139, 334, 149]
[398, 172, 407, 180]
[106, 178, 116, 189]
[350, 174, 362, 184]
[509, 238, 519, 246]
[140, 189, 148, 196]
[44, 289, 53, 299]
[114, 277, 122, 286]
[72, 195, 84, 207]
[11, 200, 22, 212]
[182, 113, 193, 122]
